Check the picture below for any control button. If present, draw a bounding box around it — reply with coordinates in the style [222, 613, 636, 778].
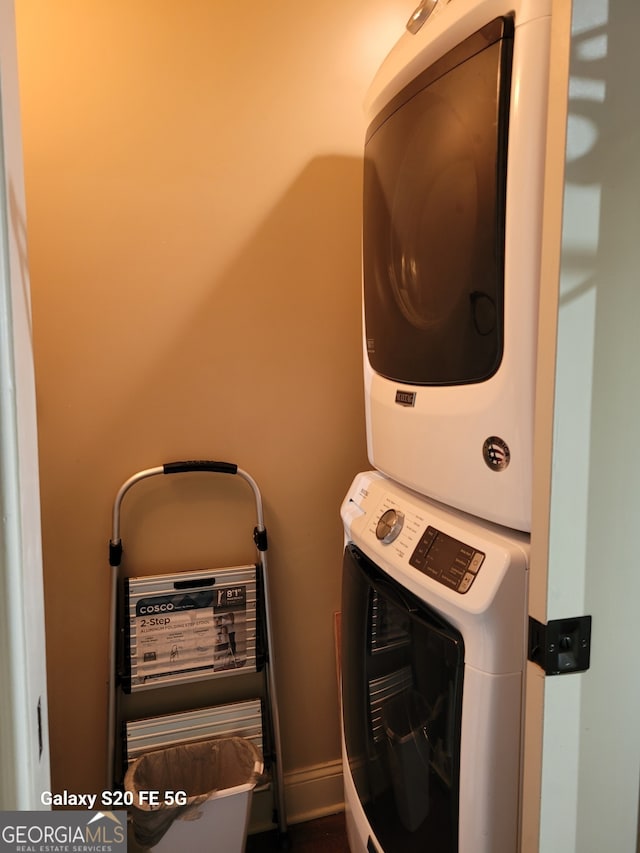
[468, 552, 485, 574]
[375, 508, 405, 544]
[454, 554, 471, 571]
[458, 572, 476, 594]
[423, 527, 437, 544]
[414, 542, 430, 558]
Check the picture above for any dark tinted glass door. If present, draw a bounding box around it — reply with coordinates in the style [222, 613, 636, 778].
[342, 544, 464, 853]
[363, 18, 513, 385]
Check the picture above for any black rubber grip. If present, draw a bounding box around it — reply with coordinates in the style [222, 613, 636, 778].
[254, 527, 268, 552]
[162, 460, 238, 475]
[109, 541, 123, 567]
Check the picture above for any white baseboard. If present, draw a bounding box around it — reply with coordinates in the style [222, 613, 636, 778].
[249, 758, 344, 833]
[284, 758, 345, 824]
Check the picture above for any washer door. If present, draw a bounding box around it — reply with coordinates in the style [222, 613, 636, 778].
[341, 544, 464, 852]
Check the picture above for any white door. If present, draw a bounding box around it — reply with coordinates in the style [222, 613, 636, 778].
[0, 0, 50, 809]
[524, 1, 640, 850]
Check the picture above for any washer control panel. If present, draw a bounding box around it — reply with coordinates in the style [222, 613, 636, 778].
[348, 474, 487, 595]
[409, 526, 485, 594]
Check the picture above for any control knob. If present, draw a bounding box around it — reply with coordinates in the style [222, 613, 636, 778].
[376, 508, 405, 544]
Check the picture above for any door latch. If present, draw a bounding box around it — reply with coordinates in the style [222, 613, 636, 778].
[528, 615, 592, 675]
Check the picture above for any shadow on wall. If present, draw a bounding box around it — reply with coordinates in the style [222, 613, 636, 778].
[42, 154, 370, 795]
[98, 153, 366, 475]
[102, 153, 369, 566]
[550, 4, 640, 851]
[575, 7, 640, 853]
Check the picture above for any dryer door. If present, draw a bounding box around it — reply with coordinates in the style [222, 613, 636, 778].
[342, 544, 464, 852]
[363, 17, 513, 386]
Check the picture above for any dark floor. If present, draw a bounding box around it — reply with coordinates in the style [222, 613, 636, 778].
[246, 812, 350, 852]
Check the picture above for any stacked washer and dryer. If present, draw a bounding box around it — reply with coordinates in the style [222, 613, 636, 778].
[340, 1, 553, 851]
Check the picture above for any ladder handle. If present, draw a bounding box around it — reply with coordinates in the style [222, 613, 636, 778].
[109, 461, 265, 562]
[163, 460, 238, 476]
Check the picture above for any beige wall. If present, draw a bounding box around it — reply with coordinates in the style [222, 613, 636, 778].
[15, 0, 412, 805]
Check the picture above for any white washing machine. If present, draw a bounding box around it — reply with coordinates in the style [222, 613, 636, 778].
[340, 471, 529, 853]
[362, 0, 554, 532]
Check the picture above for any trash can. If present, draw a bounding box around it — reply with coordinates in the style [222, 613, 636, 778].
[124, 736, 263, 852]
[382, 690, 431, 832]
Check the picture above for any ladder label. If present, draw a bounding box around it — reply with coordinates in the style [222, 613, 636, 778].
[133, 586, 248, 682]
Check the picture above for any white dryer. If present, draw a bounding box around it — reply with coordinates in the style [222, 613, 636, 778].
[340, 471, 529, 853]
[362, 0, 554, 532]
